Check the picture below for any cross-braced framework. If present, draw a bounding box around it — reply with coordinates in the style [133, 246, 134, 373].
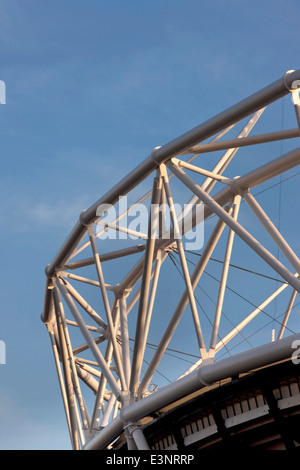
[42, 70, 300, 450]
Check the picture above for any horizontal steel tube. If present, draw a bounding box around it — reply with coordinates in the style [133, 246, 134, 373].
[62, 244, 146, 271]
[185, 128, 300, 155]
[84, 333, 300, 450]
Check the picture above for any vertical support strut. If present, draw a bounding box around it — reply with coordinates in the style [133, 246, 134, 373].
[160, 163, 206, 354]
[210, 195, 241, 353]
[88, 226, 127, 391]
[141, 250, 163, 356]
[119, 296, 131, 389]
[277, 289, 297, 340]
[52, 286, 81, 450]
[291, 88, 300, 131]
[53, 287, 90, 435]
[46, 321, 73, 446]
[130, 173, 163, 395]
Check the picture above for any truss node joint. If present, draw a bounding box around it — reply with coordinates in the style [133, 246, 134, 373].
[150, 146, 162, 166]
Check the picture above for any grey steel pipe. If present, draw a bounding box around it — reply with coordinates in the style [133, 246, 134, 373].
[44, 70, 300, 285]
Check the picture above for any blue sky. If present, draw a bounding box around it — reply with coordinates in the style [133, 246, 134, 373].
[0, 0, 300, 450]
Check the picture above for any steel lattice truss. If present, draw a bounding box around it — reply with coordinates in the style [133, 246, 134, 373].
[42, 69, 300, 450]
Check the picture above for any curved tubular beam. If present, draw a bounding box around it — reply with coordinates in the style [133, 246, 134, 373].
[43, 69, 300, 290]
[84, 333, 300, 450]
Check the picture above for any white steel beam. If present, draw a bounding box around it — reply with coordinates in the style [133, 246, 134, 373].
[119, 297, 131, 389]
[215, 279, 295, 352]
[88, 226, 127, 392]
[210, 195, 241, 352]
[172, 158, 233, 184]
[243, 190, 300, 274]
[61, 271, 116, 291]
[183, 128, 300, 155]
[277, 289, 297, 340]
[63, 278, 107, 329]
[141, 250, 163, 358]
[53, 286, 81, 450]
[46, 321, 73, 446]
[130, 174, 163, 394]
[63, 244, 146, 270]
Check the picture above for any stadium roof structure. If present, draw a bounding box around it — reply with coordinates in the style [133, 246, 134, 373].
[42, 69, 300, 450]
